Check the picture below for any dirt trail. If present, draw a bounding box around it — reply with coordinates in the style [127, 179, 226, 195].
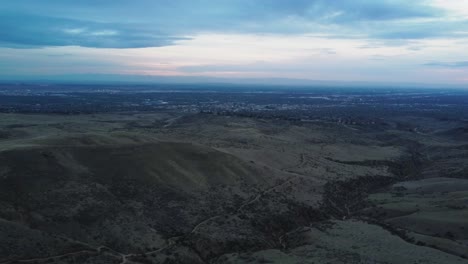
[189, 176, 297, 234]
[236, 177, 297, 213]
[2, 174, 300, 264]
[163, 116, 184, 128]
[0, 250, 100, 264]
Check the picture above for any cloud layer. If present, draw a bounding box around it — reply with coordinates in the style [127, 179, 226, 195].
[0, 13, 185, 48]
[1, 0, 468, 85]
[425, 61, 468, 68]
[1, 0, 465, 48]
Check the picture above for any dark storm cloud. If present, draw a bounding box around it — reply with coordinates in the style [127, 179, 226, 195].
[0, 0, 461, 48]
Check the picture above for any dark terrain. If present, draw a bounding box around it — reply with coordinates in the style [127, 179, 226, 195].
[0, 83, 467, 263]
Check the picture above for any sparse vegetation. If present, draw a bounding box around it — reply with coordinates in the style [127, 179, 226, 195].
[1, 86, 468, 263]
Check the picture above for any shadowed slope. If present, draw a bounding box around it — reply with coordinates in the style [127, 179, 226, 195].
[0, 135, 283, 260]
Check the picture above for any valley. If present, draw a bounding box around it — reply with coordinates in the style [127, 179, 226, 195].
[0, 85, 467, 263]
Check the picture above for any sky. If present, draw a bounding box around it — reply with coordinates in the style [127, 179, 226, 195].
[1, 0, 468, 85]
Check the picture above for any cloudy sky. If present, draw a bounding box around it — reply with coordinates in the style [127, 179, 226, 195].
[1, 0, 468, 85]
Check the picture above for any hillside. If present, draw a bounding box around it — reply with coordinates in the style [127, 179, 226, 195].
[0, 136, 297, 261]
[0, 112, 467, 264]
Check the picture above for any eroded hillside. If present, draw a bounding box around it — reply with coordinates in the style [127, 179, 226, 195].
[0, 112, 467, 264]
